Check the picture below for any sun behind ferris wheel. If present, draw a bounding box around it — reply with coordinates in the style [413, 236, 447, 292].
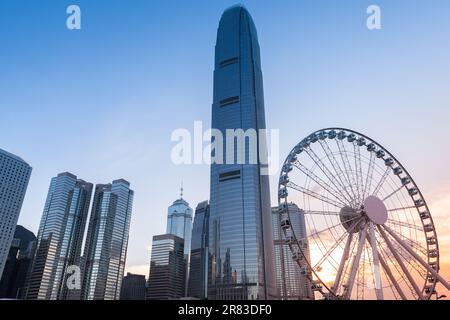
[278, 128, 450, 300]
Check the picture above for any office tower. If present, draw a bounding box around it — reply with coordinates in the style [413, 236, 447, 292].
[166, 188, 192, 295]
[146, 234, 185, 300]
[0, 225, 36, 298]
[25, 172, 92, 300]
[187, 201, 210, 299]
[120, 272, 146, 300]
[208, 5, 276, 299]
[166, 189, 193, 257]
[83, 179, 134, 300]
[0, 148, 32, 277]
[272, 204, 313, 300]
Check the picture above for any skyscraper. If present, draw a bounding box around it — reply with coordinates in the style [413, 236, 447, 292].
[120, 272, 146, 300]
[187, 201, 210, 299]
[166, 189, 193, 258]
[208, 5, 276, 300]
[146, 234, 185, 300]
[166, 188, 192, 295]
[82, 179, 134, 300]
[272, 203, 313, 299]
[25, 172, 92, 300]
[0, 148, 32, 278]
[0, 225, 36, 299]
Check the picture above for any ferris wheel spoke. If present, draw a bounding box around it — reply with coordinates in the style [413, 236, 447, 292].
[385, 219, 424, 232]
[353, 143, 365, 204]
[382, 184, 404, 202]
[366, 223, 384, 300]
[302, 210, 341, 216]
[317, 139, 355, 204]
[377, 226, 425, 299]
[387, 206, 416, 212]
[286, 181, 345, 208]
[343, 224, 368, 299]
[362, 151, 376, 200]
[298, 215, 361, 243]
[335, 140, 360, 204]
[394, 242, 428, 278]
[381, 220, 429, 256]
[312, 218, 362, 273]
[372, 167, 391, 197]
[303, 147, 353, 205]
[381, 224, 450, 291]
[292, 160, 350, 206]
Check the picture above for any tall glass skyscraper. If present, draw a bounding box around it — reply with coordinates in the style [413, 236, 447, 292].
[25, 172, 92, 300]
[0, 148, 32, 278]
[146, 234, 185, 300]
[208, 5, 276, 300]
[166, 190, 192, 295]
[187, 201, 210, 299]
[272, 203, 313, 300]
[82, 179, 134, 300]
[166, 192, 193, 258]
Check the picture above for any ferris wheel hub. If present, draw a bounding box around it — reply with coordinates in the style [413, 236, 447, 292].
[362, 195, 388, 225]
[339, 206, 362, 233]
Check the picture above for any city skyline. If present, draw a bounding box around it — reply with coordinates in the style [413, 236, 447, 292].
[2, 0, 450, 297]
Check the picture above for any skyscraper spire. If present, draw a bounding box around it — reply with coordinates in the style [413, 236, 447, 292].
[180, 181, 184, 199]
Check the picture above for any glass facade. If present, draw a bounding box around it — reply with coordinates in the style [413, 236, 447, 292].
[166, 196, 192, 295]
[146, 234, 185, 300]
[187, 201, 209, 299]
[208, 5, 276, 300]
[272, 203, 313, 299]
[82, 179, 134, 300]
[166, 197, 193, 258]
[0, 148, 32, 278]
[25, 172, 92, 300]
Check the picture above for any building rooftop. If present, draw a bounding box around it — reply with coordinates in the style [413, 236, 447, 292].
[0, 148, 30, 166]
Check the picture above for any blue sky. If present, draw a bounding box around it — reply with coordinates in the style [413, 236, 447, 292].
[1, 0, 450, 276]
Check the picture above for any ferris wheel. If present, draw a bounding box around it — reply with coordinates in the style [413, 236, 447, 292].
[278, 128, 450, 300]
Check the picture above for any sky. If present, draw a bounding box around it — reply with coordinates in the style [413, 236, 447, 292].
[1, 0, 450, 294]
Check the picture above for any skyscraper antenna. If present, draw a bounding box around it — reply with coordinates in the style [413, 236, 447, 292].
[180, 181, 184, 199]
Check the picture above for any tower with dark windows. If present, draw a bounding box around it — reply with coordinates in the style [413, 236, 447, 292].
[146, 234, 186, 300]
[187, 201, 210, 299]
[208, 5, 276, 300]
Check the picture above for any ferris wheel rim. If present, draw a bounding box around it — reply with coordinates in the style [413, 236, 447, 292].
[277, 127, 441, 300]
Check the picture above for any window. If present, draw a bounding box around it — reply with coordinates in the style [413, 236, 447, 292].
[220, 96, 239, 107]
[220, 57, 239, 68]
[219, 170, 241, 182]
